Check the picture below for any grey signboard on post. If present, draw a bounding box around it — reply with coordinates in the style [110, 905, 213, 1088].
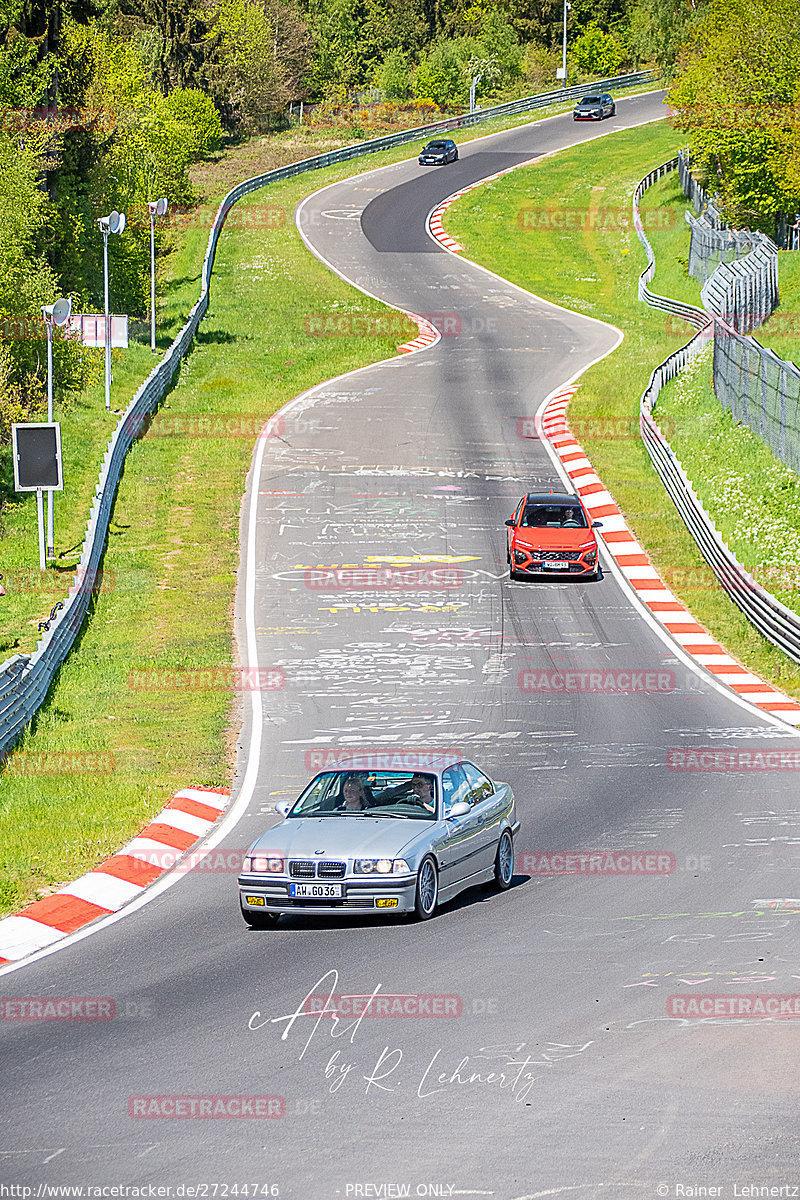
[12, 422, 64, 491]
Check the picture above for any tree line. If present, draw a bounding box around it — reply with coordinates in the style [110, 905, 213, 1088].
[1, 0, 795, 441]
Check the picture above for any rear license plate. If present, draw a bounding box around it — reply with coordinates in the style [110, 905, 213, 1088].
[289, 883, 342, 898]
[543, 560, 570, 570]
[245, 895, 265, 906]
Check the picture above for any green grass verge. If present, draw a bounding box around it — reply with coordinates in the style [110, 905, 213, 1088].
[0, 84, 664, 918]
[641, 172, 703, 308]
[445, 119, 800, 698]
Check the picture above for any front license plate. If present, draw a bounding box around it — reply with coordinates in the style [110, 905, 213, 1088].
[289, 883, 342, 898]
[543, 560, 570, 570]
[245, 895, 265, 906]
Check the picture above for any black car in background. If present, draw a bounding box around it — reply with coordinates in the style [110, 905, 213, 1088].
[419, 139, 459, 165]
[573, 93, 615, 120]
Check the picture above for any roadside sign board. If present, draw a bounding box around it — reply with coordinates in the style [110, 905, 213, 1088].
[66, 314, 129, 349]
[12, 423, 64, 491]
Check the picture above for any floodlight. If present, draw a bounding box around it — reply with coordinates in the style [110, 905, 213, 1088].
[51, 297, 72, 326]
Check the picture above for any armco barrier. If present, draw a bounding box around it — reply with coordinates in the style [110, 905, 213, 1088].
[0, 70, 659, 759]
[633, 157, 709, 333]
[634, 161, 800, 665]
[678, 149, 779, 332]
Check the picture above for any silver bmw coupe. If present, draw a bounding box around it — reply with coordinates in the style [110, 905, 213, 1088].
[238, 757, 519, 925]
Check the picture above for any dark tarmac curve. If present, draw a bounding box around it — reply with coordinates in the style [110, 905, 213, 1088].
[2, 93, 800, 1197]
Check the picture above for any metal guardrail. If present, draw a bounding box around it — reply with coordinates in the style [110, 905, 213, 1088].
[0, 69, 660, 760]
[676, 151, 800, 474]
[679, 149, 780, 332]
[700, 241, 779, 335]
[685, 209, 770, 285]
[634, 160, 800, 665]
[633, 157, 709, 332]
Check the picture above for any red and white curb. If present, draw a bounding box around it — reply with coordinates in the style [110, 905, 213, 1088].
[538, 390, 800, 726]
[397, 314, 440, 354]
[0, 786, 230, 965]
[427, 164, 524, 253]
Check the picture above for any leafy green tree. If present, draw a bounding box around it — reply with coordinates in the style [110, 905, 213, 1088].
[572, 21, 625, 75]
[669, 0, 800, 230]
[0, 130, 95, 441]
[303, 0, 363, 94]
[627, 0, 710, 75]
[303, 0, 428, 97]
[473, 8, 521, 85]
[213, 0, 312, 125]
[375, 48, 411, 98]
[162, 87, 223, 155]
[414, 39, 465, 105]
[117, 0, 214, 92]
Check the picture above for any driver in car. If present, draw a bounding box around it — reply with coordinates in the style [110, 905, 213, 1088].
[409, 773, 436, 813]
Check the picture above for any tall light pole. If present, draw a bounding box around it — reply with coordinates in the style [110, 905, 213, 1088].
[561, 0, 571, 89]
[41, 297, 72, 559]
[147, 198, 168, 354]
[97, 210, 126, 411]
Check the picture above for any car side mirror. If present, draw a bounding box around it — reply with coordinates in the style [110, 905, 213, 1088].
[505, 519, 515, 527]
[592, 521, 602, 528]
[275, 800, 291, 817]
[446, 802, 472, 819]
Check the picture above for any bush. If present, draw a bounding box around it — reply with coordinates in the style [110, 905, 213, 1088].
[414, 42, 466, 108]
[521, 44, 561, 91]
[375, 49, 411, 100]
[162, 89, 224, 157]
[572, 23, 626, 77]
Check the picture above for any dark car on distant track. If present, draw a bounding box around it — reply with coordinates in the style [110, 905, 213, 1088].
[419, 138, 459, 165]
[573, 93, 615, 120]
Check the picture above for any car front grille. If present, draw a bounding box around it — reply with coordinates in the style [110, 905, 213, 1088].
[288, 860, 346, 878]
[317, 861, 346, 878]
[531, 550, 582, 561]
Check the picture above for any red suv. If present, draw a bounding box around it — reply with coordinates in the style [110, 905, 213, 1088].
[505, 493, 600, 580]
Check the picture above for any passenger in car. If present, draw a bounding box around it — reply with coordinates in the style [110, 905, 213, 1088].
[340, 774, 372, 812]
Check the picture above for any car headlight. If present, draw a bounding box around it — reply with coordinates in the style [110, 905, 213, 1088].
[353, 858, 411, 875]
[243, 854, 284, 873]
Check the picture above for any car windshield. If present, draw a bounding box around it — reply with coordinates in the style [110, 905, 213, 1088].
[288, 771, 438, 820]
[425, 142, 447, 150]
[581, 96, 602, 104]
[521, 504, 587, 528]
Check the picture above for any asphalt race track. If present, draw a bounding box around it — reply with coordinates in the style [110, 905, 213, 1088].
[3, 92, 800, 1197]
